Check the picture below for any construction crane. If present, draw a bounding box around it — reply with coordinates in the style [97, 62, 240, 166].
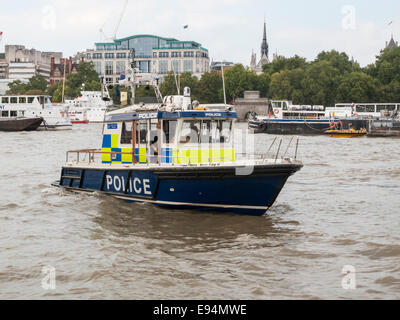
[99, 0, 129, 42]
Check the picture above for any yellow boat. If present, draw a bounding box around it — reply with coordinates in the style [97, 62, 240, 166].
[325, 128, 367, 138]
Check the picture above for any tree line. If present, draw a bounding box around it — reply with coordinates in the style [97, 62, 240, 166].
[5, 46, 400, 107]
[160, 47, 400, 107]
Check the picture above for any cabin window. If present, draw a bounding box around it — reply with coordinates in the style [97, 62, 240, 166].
[10, 97, 18, 104]
[19, 97, 26, 104]
[181, 120, 232, 144]
[356, 105, 366, 113]
[139, 121, 148, 144]
[39, 96, 45, 105]
[366, 105, 375, 113]
[220, 120, 232, 143]
[2, 111, 9, 117]
[10, 111, 17, 117]
[121, 122, 132, 145]
[1, 97, 8, 103]
[272, 102, 281, 109]
[163, 120, 177, 144]
[180, 120, 200, 144]
[28, 97, 35, 104]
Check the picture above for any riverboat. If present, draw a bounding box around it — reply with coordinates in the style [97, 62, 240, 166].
[0, 108, 43, 131]
[0, 95, 72, 130]
[248, 100, 373, 135]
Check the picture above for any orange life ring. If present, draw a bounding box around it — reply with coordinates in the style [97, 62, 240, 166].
[274, 109, 280, 115]
[329, 121, 336, 129]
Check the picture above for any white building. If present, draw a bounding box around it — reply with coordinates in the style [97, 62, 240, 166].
[79, 34, 210, 85]
[5, 45, 62, 82]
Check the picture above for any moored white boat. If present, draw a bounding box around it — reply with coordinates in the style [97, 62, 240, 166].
[0, 95, 72, 130]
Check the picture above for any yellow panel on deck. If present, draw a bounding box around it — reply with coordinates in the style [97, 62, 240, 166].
[211, 149, 221, 163]
[102, 148, 111, 162]
[122, 148, 133, 163]
[111, 135, 119, 148]
[171, 148, 236, 164]
[139, 148, 147, 163]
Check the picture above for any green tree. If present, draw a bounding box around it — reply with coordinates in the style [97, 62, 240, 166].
[301, 61, 341, 106]
[159, 72, 182, 97]
[26, 74, 48, 92]
[263, 55, 308, 75]
[374, 47, 400, 85]
[380, 80, 400, 102]
[336, 72, 380, 103]
[7, 80, 29, 94]
[224, 64, 259, 102]
[65, 61, 101, 98]
[269, 68, 305, 103]
[314, 50, 360, 74]
[196, 71, 223, 103]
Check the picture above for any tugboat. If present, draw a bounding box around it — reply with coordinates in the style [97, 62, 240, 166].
[54, 51, 303, 216]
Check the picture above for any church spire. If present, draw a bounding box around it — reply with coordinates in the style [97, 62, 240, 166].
[261, 18, 269, 59]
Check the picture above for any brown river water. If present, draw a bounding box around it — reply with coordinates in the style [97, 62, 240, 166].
[0, 123, 399, 299]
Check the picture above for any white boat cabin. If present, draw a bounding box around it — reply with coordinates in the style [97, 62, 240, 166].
[270, 100, 325, 120]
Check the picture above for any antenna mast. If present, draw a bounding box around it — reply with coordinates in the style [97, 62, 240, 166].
[221, 64, 227, 105]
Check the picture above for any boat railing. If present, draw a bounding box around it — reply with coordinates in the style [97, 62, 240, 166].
[66, 149, 237, 166]
[66, 140, 299, 166]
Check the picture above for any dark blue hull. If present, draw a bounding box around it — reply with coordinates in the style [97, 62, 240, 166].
[57, 164, 302, 216]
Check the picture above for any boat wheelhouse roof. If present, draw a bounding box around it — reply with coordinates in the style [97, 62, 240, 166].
[105, 110, 238, 122]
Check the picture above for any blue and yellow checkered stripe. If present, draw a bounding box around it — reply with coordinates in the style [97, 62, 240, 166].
[101, 134, 148, 164]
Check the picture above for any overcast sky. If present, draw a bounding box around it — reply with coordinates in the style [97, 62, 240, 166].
[0, 0, 399, 66]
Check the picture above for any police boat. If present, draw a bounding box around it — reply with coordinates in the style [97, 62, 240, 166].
[55, 54, 302, 216]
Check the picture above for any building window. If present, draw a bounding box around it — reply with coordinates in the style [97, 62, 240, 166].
[184, 52, 194, 57]
[183, 60, 193, 73]
[139, 61, 149, 73]
[116, 61, 125, 74]
[1, 97, 9, 103]
[87, 53, 92, 59]
[105, 61, 113, 75]
[171, 52, 182, 58]
[159, 61, 168, 74]
[105, 77, 113, 84]
[105, 53, 114, 59]
[196, 52, 201, 57]
[159, 52, 169, 58]
[93, 61, 102, 74]
[117, 52, 126, 59]
[93, 53, 102, 59]
[172, 60, 180, 73]
[153, 52, 157, 58]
